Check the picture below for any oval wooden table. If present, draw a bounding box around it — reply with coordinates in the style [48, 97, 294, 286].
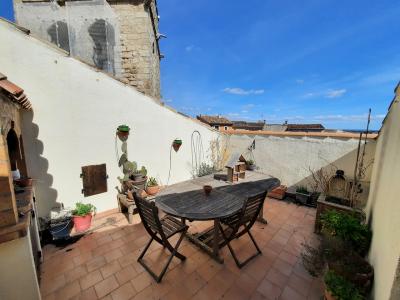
[155, 175, 280, 263]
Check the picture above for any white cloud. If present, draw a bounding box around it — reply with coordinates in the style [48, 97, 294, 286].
[185, 45, 194, 52]
[241, 110, 248, 113]
[325, 89, 347, 98]
[223, 88, 265, 95]
[312, 114, 385, 122]
[296, 79, 305, 84]
[303, 92, 316, 98]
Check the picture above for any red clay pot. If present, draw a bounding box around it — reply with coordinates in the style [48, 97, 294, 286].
[146, 185, 160, 196]
[73, 214, 92, 232]
[324, 289, 336, 300]
[116, 130, 129, 141]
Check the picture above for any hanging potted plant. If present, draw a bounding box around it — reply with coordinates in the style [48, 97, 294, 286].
[72, 202, 96, 233]
[145, 177, 160, 195]
[116, 124, 130, 141]
[172, 138, 182, 152]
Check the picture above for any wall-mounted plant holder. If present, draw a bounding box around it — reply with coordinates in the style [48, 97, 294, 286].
[172, 138, 182, 152]
[116, 124, 130, 141]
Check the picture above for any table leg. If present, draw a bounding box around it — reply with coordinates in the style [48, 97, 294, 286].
[257, 205, 268, 224]
[213, 219, 223, 263]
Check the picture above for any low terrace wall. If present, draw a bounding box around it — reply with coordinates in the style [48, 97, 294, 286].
[224, 131, 376, 204]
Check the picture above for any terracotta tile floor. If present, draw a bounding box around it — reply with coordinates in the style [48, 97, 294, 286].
[40, 198, 324, 300]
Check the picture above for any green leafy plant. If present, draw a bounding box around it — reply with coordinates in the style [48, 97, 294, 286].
[72, 202, 96, 216]
[147, 177, 158, 187]
[296, 185, 309, 194]
[197, 163, 215, 177]
[134, 166, 147, 177]
[173, 139, 182, 145]
[321, 210, 372, 255]
[117, 124, 130, 132]
[247, 159, 255, 165]
[324, 271, 362, 300]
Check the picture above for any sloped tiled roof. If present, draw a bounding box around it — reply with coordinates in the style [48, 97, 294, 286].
[286, 123, 324, 131]
[233, 121, 265, 131]
[196, 115, 233, 126]
[0, 72, 32, 109]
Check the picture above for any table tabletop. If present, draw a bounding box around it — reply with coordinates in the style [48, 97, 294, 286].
[155, 172, 280, 220]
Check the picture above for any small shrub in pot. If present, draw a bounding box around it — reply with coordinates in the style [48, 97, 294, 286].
[72, 202, 96, 233]
[296, 185, 310, 205]
[146, 177, 160, 195]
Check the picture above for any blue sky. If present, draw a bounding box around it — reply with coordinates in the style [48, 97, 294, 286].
[2, 1, 399, 129]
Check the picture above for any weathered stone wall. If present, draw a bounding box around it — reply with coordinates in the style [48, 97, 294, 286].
[0, 96, 20, 228]
[110, 0, 161, 99]
[13, 0, 161, 100]
[0, 96, 22, 135]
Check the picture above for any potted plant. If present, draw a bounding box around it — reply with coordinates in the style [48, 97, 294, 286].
[320, 210, 371, 256]
[116, 124, 130, 141]
[172, 139, 182, 152]
[131, 166, 147, 181]
[296, 185, 310, 205]
[301, 209, 373, 298]
[146, 177, 160, 195]
[246, 159, 256, 171]
[324, 270, 362, 300]
[118, 160, 148, 192]
[72, 202, 96, 233]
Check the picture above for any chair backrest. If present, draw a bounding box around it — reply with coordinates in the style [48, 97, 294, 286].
[241, 191, 267, 228]
[222, 191, 267, 236]
[133, 193, 163, 238]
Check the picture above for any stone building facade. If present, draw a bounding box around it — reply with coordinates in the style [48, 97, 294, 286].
[13, 0, 162, 100]
[110, 0, 161, 99]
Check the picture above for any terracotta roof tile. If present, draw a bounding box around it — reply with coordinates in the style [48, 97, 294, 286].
[286, 123, 324, 130]
[233, 121, 265, 130]
[225, 129, 378, 139]
[0, 73, 32, 109]
[196, 115, 233, 126]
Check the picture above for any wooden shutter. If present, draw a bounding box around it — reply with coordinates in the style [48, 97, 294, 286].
[81, 164, 108, 197]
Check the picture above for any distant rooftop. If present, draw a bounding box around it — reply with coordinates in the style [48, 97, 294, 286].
[285, 123, 325, 132]
[196, 115, 233, 126]
[232, 120, 266, 131]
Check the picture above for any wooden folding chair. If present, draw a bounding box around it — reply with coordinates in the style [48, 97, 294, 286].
[133, 193, 188, 282]
[218, 191, 268, 268]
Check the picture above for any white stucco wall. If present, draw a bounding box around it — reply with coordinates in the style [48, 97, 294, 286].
[365, 86, 400, 300]
[0, 232, 41, 300]
[0, 19, 220, 217]
[225, 133, 376, 193]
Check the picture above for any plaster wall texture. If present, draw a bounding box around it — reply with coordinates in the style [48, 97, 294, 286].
[0, 20, 219, 218]
[225, 133, 376, 198]
[0, 232, 41, 300]
[13, 0, 161, 99]
[365, 86, 400, 300]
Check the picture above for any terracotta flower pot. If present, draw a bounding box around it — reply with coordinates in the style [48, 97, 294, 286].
[73, 214, 92, 233]
[203, 185, 212, 196]
[116, 130, 129, 141]
[324, 289, 336, 300]
[146, 185, 160, 195]
[172, 139, 182, 152]
[14, 177, 33, 187]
